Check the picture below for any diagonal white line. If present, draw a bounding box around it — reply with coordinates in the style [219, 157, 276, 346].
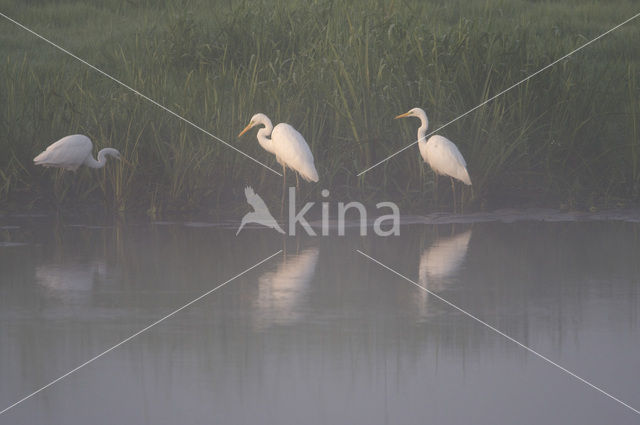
[0, 11, 282, 177]
[356, 249, 640, 416]
[0, 250, 282, 416]
[357, 11, 640, 177]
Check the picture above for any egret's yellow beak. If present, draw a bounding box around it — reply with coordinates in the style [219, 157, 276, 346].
[394, 111, 412, 119]
[238, 122, 255, 138]
[119, 157, 133, 166]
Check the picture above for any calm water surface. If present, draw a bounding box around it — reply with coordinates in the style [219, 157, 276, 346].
[0, 215, 639, 424]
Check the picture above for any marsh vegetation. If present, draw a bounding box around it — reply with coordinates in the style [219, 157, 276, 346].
[1, 0, 639, 215]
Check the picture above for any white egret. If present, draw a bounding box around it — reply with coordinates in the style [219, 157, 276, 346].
[33, 134, 123, 171]
[238, 113, 319, 212]
[395, 108, 471, 211]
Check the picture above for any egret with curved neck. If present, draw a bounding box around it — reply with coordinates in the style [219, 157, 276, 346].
[34, 134, 123, 171]
[239, 113, 319, 212]
[395, 107, 471, 212]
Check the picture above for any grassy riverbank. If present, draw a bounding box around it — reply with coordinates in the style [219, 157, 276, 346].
[1, 0, 639, 215]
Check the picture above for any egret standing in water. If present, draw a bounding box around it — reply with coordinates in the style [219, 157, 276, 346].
[238, 113, 319, 212]
[395, 107, 471, 212]
[33, 134, 123, 171]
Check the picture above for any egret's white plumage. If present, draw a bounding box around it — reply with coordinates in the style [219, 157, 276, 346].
[238, 113, 319, 183]
[395, 108, 471, 186]
[33, 134, 122, 171]
[418, 134, 471, 185]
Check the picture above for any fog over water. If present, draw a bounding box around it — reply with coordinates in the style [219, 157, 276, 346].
[0, 213, 638, 424]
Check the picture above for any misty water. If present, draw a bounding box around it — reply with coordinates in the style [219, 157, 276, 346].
[0, 214, 639, 424]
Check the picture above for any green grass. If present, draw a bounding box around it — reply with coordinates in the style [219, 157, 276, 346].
[1, 0, 639, 215]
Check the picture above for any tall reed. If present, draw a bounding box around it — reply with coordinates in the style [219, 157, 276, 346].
[1, 0, 638, 214]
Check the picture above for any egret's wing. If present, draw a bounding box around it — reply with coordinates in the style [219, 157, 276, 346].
[425, 135, 471, 184]
[272, 124, 319, 182]
[34, 135, 92, 170]
[428, 135, 466, 166]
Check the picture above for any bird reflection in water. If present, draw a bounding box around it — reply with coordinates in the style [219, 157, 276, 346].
[253, 248, 319, 329]
[35, 260, 107, 303]
[413, 230, 472, 316]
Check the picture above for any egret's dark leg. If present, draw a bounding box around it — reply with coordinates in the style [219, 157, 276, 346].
[450, 177, 457, 213]
[422, 168, 428, 210]
[433, 173, 439, 209]
[281, 165, 287, 218]
[53, 170, 62, 206]
[294, 172, 301, 213]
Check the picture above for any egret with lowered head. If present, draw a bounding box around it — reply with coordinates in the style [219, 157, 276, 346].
[395, 107, 471, 211]
[34, 134, 123, 171]
[238, 113, 319, 212]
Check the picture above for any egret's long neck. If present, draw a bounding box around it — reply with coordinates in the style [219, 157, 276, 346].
[257, 119, 275, 154]
[84, 152, 104, 168]
[417, 111, 429, 146]
[86, 148, 117, 168]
